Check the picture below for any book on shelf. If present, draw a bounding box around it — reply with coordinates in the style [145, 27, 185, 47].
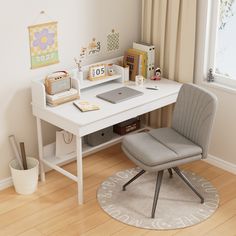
[73, 100, 100, 112]
[127, 48, 147, 78]
[133, 42, 155, 78]
[123, 51, 139, 81]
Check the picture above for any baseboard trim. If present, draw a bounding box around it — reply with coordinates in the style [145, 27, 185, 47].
[205, 154, 236, 175]
[0, 177, 13, 191]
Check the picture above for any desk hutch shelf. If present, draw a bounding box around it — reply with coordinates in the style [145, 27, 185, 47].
[71, 56, 128, 90]
[79, 73, 122, 90]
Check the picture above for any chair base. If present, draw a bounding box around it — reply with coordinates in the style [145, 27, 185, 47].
[122, 167, 204, 218]
[173, 167, 204, 204]
[122, 169, 145, 191]
[151, 170, 164, 218]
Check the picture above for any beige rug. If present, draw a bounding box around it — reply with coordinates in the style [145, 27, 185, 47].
[97, 167, 219, 230]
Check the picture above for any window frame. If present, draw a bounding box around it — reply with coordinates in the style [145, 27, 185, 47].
[207, 0, 236, 89]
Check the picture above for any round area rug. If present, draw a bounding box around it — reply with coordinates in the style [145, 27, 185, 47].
[97, 167, 219, 230]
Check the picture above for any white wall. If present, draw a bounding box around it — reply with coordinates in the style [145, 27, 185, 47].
[195, 0, 236, 166]
[0, 0, 142, 181]
[207, 88, 236, 164]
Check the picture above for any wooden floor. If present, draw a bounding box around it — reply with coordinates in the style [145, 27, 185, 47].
[0, 144, 236, 236]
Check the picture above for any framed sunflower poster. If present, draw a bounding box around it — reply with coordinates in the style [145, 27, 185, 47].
[28, 21, 59, 69]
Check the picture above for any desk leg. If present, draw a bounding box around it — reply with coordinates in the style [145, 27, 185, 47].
[76, 136, 83, 204]
[36, 118, 45, 182]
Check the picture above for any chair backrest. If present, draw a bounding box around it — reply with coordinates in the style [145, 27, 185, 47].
[172, 83, 217, 158]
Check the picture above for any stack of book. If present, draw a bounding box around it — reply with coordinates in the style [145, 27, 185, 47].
[123, 42, 155, 81]
[46, 88, 79, 107]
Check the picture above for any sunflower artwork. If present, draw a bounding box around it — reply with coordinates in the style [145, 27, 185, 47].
[28, 21, 59, 69]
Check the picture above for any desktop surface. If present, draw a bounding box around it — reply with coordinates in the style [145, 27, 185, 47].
[36, 79, 181, 130]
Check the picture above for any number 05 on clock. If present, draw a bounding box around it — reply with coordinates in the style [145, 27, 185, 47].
[88, 64, 106, 81]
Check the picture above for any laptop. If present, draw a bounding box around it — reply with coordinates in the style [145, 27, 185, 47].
[96, 87, 143, 104]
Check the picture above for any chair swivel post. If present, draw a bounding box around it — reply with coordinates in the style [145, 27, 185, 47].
[168, 168, 173, 178]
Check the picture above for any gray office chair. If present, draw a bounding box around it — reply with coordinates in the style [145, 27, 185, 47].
[121, 83, 217, 218]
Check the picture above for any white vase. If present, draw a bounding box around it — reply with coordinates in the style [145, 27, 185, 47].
[76, 70, 83, 85]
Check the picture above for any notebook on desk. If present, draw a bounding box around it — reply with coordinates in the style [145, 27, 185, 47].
[96, 87, 143, 104]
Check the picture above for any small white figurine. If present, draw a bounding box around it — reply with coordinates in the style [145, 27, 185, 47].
[151, 67, 161, 80]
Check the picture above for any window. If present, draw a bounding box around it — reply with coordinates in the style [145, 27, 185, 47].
[208, 0, 236, 88]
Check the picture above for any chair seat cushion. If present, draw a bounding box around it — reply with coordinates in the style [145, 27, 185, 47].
[122, 128, 202, 167]
[149, 128, 202, 158]
[122, 132, 178, 167]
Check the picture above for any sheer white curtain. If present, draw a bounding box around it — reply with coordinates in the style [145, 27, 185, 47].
[141, 0, 197, 127]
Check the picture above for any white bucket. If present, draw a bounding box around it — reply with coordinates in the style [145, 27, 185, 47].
[9, 157, 39, 195]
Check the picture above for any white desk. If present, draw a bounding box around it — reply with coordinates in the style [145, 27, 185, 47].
[32, 79, 182, 204]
